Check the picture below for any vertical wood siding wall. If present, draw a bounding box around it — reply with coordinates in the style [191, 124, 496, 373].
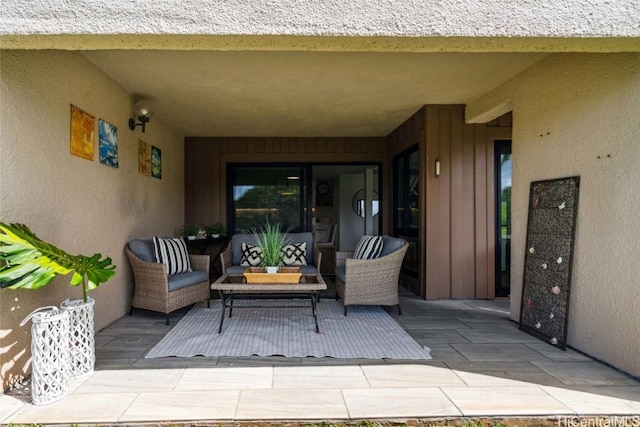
[387, 107, 512, 299]
[184, 137, 388, 227]
[185, 109, 511, 300]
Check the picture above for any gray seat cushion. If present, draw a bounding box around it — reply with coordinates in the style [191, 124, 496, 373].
[335, 265, 346, 283]
[299, 265, 318, 275]
[128, 239, 155, 263]
[380, 236, 406, 257]
[226, 265, 249, 275]
[168, 270, 209, 291]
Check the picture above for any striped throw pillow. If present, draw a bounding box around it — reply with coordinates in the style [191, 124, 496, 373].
[152, 237, 192, 275]
[353, 235, 384, 259]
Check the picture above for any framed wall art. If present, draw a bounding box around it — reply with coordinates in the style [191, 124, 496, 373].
[519, 176, 580, 350]
[138, 139, 151, 176]
[98, 119, 118, 168]
[70, 104, 95, 161]
[151, 146, 162, 179]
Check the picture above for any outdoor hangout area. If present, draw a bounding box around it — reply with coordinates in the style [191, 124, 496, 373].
[2, 0, 640, 424]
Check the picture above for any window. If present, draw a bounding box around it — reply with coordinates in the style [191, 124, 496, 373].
[228, 165, 308, 234]
[495, 140, 512, 297]
[393, 145, 419, 277]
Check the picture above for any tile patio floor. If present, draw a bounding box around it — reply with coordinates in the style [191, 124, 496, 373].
[2, 288, 639, 424]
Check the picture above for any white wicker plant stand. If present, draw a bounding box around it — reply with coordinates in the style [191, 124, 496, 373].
[20, 306, 70, 406]
[60, 297, 95, 379]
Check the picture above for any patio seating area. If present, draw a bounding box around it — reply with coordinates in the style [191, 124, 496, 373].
[2, 287, 639, 424]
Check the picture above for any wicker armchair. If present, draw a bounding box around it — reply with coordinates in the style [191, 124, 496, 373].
[335, 236, 408, 316]
[125, 240, 210, 325]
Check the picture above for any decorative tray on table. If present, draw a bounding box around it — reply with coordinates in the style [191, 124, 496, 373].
[243, 267, 302, 284]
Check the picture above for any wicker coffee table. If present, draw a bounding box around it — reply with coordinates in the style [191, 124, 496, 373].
[211, 273, 327, 333]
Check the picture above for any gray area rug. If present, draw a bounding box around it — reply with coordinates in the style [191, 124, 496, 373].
[146, 299, 431, 360]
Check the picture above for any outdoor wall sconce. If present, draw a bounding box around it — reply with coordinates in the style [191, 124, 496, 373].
[435, 158, 441, 177]
[128, 99, 152, 133]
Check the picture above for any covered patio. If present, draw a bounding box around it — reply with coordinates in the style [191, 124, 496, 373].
[2, 1, 640, 424]
[2, 290, 639, 423]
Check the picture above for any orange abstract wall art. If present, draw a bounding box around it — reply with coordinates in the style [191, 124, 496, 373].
[138, 139, 151, 176]
[70, 104, 95, 160]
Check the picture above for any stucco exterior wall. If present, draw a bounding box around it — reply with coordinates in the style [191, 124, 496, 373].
[0, 50, 185, 390]
[1, 0, 639, 38]
[467, 53, 640, 377]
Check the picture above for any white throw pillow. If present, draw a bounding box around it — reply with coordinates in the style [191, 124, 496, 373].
[354, 235, 384, 259]
[152, 237, 192, 275]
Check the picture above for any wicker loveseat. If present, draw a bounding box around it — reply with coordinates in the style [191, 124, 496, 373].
[220, 232, 322, 275]
[125, 239, 210, 325]
[335, 235, 408, 315]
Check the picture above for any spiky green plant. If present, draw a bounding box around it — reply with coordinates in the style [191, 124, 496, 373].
[251, 220, 291, 267]
[0, 222, 116, 302]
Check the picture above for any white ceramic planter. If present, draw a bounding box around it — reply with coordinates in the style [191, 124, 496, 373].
[60, 297, 95, 379]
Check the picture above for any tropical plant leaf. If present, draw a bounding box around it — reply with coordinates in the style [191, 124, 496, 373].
[0, 222, 116, 299]
[0, 223, 74, 289]
[73, 253, 116, 291]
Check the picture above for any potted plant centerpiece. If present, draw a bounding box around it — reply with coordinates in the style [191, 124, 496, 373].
[179, 224, 200, 240]
[206, 222, 226, 239]
[0, 222, 116, 379]
[251, 220, 290, 273]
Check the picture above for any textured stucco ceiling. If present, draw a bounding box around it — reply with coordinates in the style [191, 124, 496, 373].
[83, 50, 546, 137]
[5, 0, 638, 136]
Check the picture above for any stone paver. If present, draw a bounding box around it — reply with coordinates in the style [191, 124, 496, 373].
[343, 387, 462, 418]
[533, 361, 639, 386]
[273, 365, 370, 389]
[176, 366, 273, 390]
[7, 392, 139, 424]
[0, 395, 23, 422]
[542, 386, 640, 415]
[450, 343, 553, 362]
[235, 389, 349, 420]
[362, 364, 467, 388]
[2, 291, 639, 424]
[441, 386, 574, 416]
[122, 390, 240, 421]
[75, 368, 185, 393]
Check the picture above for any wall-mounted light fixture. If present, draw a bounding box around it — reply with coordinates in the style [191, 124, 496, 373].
[435, 158, 441, 177]
[128, 99, 152, 133]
